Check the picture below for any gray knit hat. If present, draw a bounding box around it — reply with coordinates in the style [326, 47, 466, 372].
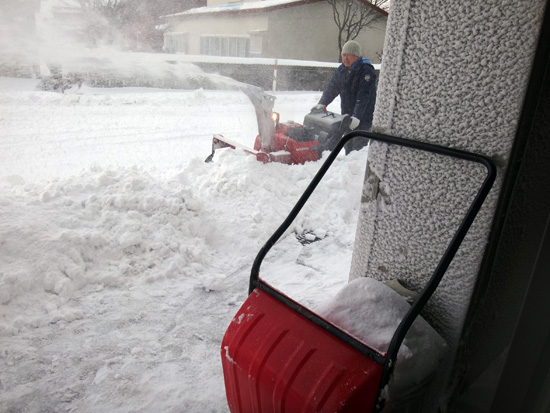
[341, 40, 361, 56]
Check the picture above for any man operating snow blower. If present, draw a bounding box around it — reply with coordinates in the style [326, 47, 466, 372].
[207, 84, 356, 165]
[312, 40, 377, 154]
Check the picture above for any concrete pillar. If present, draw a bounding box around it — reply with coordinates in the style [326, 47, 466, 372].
[349, 0, 547, 409]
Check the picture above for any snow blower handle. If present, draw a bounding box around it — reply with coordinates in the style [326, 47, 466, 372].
[249, 130, 496, 412]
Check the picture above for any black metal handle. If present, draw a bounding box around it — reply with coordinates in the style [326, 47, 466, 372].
[248, 130, 496, 411]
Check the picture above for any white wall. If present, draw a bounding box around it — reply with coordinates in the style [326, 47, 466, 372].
[167, 14, 268, 55]
[164, 2, 386, 63]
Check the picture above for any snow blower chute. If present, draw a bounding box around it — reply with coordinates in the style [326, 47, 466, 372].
[205, 85, 351, 164]
[220, 130, 496, 412]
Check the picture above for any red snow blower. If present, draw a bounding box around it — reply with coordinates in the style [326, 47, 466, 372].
[220, 130, 496, 412]
[205, 85, 351, 164]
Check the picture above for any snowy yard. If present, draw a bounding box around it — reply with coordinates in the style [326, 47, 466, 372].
[0, 77, 370, 411]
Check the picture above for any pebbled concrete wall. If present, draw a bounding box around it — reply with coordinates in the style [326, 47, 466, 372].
[349, 0, 546, 408]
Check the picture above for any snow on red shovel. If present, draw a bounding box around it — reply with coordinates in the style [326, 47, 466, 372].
[221, 130, 496, 412]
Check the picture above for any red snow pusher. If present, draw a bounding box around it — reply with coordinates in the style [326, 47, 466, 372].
[220, 130, 496, 412]
[205, 85, 351, 164]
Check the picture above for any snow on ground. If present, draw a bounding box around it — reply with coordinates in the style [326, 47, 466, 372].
[0, 73, 448, 411]
[0, 76, 370, 411]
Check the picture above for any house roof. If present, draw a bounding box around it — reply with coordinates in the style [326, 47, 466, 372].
[165, 0, 388, 19]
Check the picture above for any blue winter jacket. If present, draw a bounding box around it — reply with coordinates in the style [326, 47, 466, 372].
[319, 58, 377, 130]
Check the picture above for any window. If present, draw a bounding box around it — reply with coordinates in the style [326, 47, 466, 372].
[164, 33, 188, 54]
[200, 36, 250, 57]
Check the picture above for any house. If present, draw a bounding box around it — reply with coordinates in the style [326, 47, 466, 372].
[0, 0, 41, 76]
[163, 0, 388, 64]
[37, 0, 87, 47]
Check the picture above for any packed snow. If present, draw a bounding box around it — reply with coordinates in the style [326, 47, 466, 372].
[318, 277, 447, 401]
[0, 76, 444, 411]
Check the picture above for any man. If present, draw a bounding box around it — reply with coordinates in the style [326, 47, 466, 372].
[312, 40, 377, 153]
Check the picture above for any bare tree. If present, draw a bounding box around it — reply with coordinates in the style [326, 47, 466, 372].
[326, 0, 389, 61]
[77, 0, 203, 50]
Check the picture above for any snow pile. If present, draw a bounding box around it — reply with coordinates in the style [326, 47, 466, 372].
[0, 151, 367, 411]
[0, 146, 367, 335]
[318, 277, 447, 400]
[0, 166, 208, 333]
[0, 77, 370, 411]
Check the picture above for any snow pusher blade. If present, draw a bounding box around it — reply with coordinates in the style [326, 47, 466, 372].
[206, 84, 351, 164]
[222, 288, 383, 412]
[221, 131, 496, 412]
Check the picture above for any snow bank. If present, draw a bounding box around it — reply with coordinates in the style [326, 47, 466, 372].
[0, 166, 206, 333]
[0, 145, 368, 336]
[318, 277, 447, 401]
[0, 78, 368, 411]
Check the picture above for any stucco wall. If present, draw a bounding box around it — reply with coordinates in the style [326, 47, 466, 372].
[349, 0, 546, 408]
[266, 2, 338, 62]
[266, 3, 386, 63]
[355, 18, 386, 63]
[352, 0, 544, 340]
